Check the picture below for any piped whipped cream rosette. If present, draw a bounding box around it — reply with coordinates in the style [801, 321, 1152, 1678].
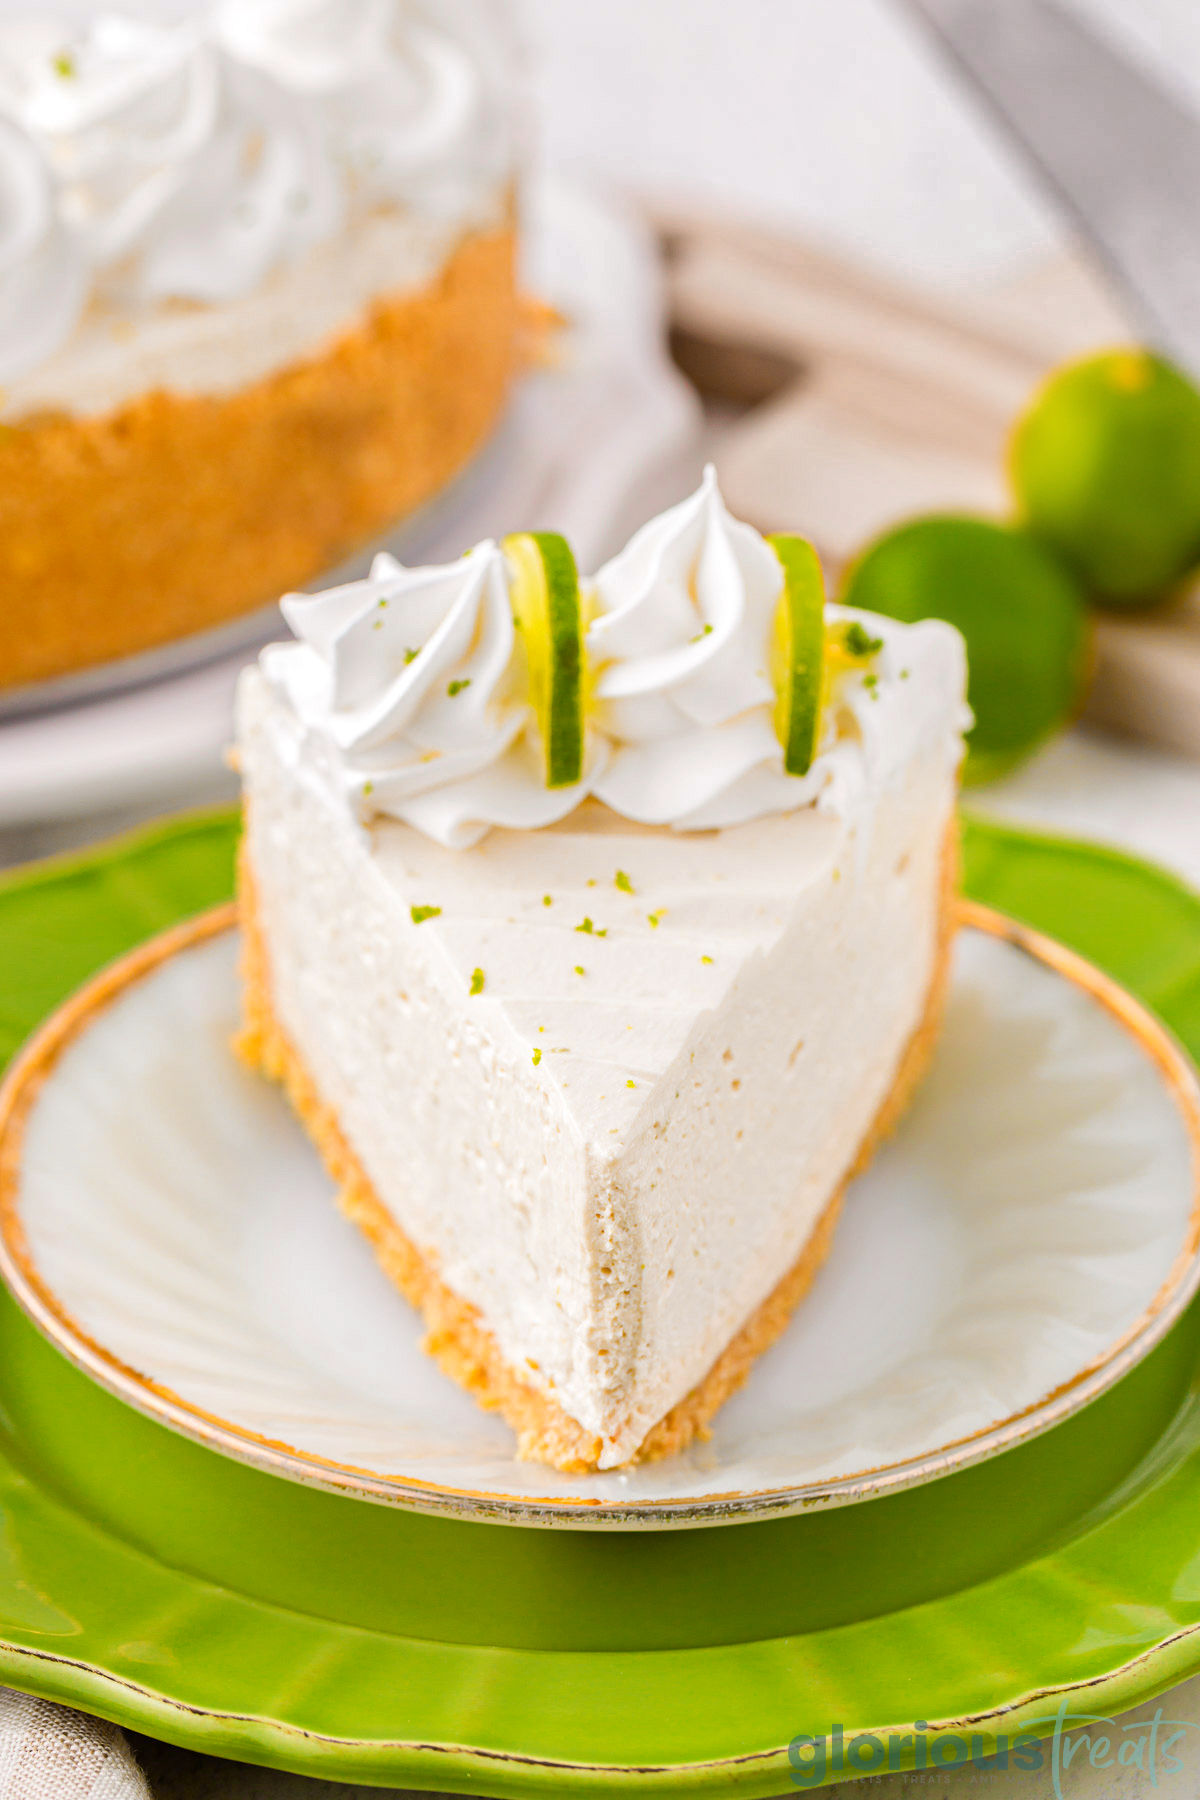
[264, 541, 602, 851]
[588, 468, 968, 829]
[265, 468, 968, 848]
[587, 464, 818, 829]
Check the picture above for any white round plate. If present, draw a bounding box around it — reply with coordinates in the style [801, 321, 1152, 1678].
[1, 905, 1198, 1529]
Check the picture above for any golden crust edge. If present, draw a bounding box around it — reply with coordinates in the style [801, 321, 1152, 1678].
[235, 824, 959, 1474]
[0, 223, 522, 691]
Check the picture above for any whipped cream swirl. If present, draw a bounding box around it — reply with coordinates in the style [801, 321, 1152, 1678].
[216, 0, 507, 221]
[588, 465, 833, 830]
[265, 546, 597, 850]
[0, 14, 342, 313]
[136, 59, 343, 305]
[0, 113, 86, 382]
[215, 0, 397, 94]
[0, 17, 222, 270]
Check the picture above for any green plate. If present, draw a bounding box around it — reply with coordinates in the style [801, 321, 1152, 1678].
[2, 808, 1200, 1795]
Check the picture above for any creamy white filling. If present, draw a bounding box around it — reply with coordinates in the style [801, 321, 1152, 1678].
[0, 200, 502, 421]
[239, 652, 960, 1464]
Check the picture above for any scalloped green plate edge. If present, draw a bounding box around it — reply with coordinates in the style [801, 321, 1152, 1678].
[0, 806, 1198, 1793]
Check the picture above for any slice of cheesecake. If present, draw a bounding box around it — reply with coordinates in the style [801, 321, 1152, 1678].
[236, 473, 967, 1470]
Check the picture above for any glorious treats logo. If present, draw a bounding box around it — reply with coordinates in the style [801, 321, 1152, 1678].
[789, 1701, 1196, 1792]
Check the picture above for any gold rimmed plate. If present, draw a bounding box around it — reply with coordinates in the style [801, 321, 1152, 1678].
[1, 900, 1198, 1529]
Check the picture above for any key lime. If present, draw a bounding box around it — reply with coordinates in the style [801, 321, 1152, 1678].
[502, 531, 585, 788]
[839, 515, 1091, 784]
[768, 533, 826, 775]
[1010, 348, 1200, 606]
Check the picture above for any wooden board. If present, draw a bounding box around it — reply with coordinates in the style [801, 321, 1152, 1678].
[658, 210, 1200, 759]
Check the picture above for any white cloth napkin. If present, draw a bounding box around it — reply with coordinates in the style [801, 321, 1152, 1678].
[0, 1692, 431, 1798]
[0, 1692, 145, 1800]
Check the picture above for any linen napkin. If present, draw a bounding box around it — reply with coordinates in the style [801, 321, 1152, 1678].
[0, 1691, 146, 1800]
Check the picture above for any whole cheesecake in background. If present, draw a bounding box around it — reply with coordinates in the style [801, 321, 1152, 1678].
[236, 470, 969, 1471]
[0, 0, 521, 693]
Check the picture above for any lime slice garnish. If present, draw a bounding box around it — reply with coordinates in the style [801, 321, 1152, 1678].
[768, 533, 826, 776]
[502, 531, 585, 789]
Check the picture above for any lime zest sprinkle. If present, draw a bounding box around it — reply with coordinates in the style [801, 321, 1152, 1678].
[626, 1079, 636, 1088]
[532, 1047, 542, 1066]
[900, 667, 910, 680]
[404, 647, 419, 664]
[410, 904, 441, 925]
[573, 965, 585, 976]
[614, 869, 634, 894]
[447, 678, 471, 697]
[469, 967, 485, 996]
[647, 910, 665, 928]
[52, 49, 76, 77]
[542, 894, 552, 907]
[689, 622, 714, 643]
[842, 622, 883, 659]
[700, 955, 714, 965]
[575, 917, 607, 936]
[362, 780, 374, 797]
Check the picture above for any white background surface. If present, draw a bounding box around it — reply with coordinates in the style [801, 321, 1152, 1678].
[516, 0, 1200, 284]
[3, 1, 1200, 1794]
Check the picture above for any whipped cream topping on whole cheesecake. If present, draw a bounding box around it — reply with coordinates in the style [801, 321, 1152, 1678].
[0, 0, 513, 395]
[262, 468, 969, 846]
[0, 111, 87, 383]
[216, 0, 512, 223]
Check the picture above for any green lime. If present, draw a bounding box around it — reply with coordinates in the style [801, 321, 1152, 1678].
[1010, 348, 1200, 606]
[839, 515, 1091, 784]
[767, 533, 826, 776]
[502, 531, 585, 788]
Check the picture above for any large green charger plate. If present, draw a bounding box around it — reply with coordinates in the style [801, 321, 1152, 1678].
[1, 809, 1200, 1795]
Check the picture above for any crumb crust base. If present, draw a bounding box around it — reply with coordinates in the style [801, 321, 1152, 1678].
[0, 226, 519, 692]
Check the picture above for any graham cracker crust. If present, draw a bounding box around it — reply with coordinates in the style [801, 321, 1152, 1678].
[236, 828, 959, 1473]
[0, 226, 520, 692]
